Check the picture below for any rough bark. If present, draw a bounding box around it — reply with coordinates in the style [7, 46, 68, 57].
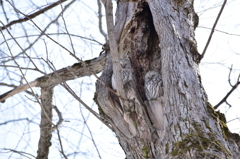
[96, 0, 240, 158]
[36, 87, 53, 159]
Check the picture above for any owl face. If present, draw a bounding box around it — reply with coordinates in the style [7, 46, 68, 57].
[145, 71, 161, 82]
[144, 71, 163, 100]
[120, 58, 131, 68]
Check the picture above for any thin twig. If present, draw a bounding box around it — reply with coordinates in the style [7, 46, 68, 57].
[5, 0, 78, 60]
[0, 0, 10, 25]
[2, 148, 36, 159]
[228, 65, 233, 87]
[225, 101, 232, 108]
[0, 118, 30, 126]
[60, 3, 76, 55]
[52, 106, 64, 132]
[56, 129, 68, 159]
[0, 22, 39, 103]
[0, 33, 102, 46]
[0, 3, 72, 67]
[2, 25, 44, 75]
[1, 0, 68, 30]
[200, 0, 228, 61]
[0, 65, 41, 71]
[227, 117, 239, 124]
[0, 21, 53, 124]
[79, 100, 102, 159]
[214, 75, 240, 109]
[198, 26, 240, 37]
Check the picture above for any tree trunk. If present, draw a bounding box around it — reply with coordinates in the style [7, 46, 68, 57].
[96, 0, 240, 158]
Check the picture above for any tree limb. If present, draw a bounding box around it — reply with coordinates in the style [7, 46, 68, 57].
[0, 53, 107, 103]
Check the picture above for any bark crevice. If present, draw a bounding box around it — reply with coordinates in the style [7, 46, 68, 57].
[96, 1, 163, 158]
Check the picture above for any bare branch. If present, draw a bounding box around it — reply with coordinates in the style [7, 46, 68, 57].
[214, 73, 240, 109]
[79, 100, 102, 159]
[0, 21, 41, 105]
[52, 106, 64, 132]
[60, 3, 76, 55]
[200, 0, 227, 61]
[1, 0, 68, 31]
[97, 0, 107, 41]
[0, 83, 38, 98]
[0, 33, 102, 46]
[56, 128, 68, 159]
[225, 100, 232, 108]
[0, 81, 37, 103]
[59, 82, 112, 130]
[0, 118, 34, 126]
[0, 53, 107, 103]
[228, 65, 233, 87]
[0, 64, 42, 71]
[198, 26, 240, 37]
[1, 20, 54, 134]
[36, 87, 53, 159]
[0, 1, 9, 25]
[0, 3, 74, 71]
[5, 0, 78, 59]
[1, 148, 36, 159]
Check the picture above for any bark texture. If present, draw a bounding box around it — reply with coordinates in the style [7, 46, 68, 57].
[37, 87, 53, 159]
[96, 0, 240, 158]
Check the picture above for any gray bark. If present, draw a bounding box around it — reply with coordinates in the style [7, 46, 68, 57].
[96, 0, 240, 158]
[37, 87, 53, 159]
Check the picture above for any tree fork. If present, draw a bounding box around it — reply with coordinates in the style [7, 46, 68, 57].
[96, 0, 240, 158]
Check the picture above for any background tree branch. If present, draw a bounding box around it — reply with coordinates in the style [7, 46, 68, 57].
[0, 53, 107, 103]
[214, 67, 240, 109]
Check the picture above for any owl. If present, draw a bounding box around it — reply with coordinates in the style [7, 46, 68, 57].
[144, 71, 163, 100]
[144, 71, 164, 131]
[111, 58, 133, 90]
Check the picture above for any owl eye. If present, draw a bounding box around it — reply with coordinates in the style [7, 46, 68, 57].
[148, 75, 154, 80]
